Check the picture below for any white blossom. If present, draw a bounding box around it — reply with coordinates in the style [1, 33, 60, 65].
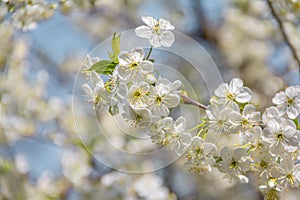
[148, 79, 181, 117]
[135, 16, 175, 47]
[185, 136, 217, 174]
[218, 147, 250, 183]
[133, 174, 169, 200]
[275, 156, 300, 188]
[262, 106, 281, 125]
[82, 72, 110, 110]
[122, 106, 155, 128]
[263, 117, 298, 154]
[229, 104, 260, 134]
[127, 81, 151, 109]
[206, 104, 237, 134]
[251, 150, 275, 180]
[117, 47, 153, 82]
[151, 117, 192, 155]
[272, 85, 300, 119]
[61, 150, 91, 186]
[105, 70, 128, 100]
[214, 78, 252, 106]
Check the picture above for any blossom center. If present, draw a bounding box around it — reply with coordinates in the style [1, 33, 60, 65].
[260, 160, 267, 169]
[241, 118, 249, 128]
[226, 93, 235, 101]
[287, 174, 295, 185]
[287, 98, 294, 106]
[196, 147, 203, 155]
[134, 90, 142, 98]
[156, 96, 162, 104]
[217, 120, 225, 128]
[230, 160, 238, 169]
[153, 23, 161, 34]
[276, 133, 283, 140]
[129, 62, 139, 70]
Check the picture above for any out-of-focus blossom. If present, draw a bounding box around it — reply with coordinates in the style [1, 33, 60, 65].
[135, 16, 175, 47]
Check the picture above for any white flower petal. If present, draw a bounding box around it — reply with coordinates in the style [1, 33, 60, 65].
[229, 78, 243, 92]
[235, 87, 252, 103]
[140, 60, 154, 73]
[229, 111, 242, 123]
[159, 18, 174, 30]
[142, 16, 157, 27]
[82, 84, 93, 96]
[131, 47, 145, 62]
[287, 105, 300, 119]
[165, 94, 180, 108]
[233, 148, 246, 160]
[135, 25, 152, 39]
[158, 31, 175, 47]
[202, 143, 217, 155]
[272, 91, 287, 105]
[243, 104, 255, 116]
[221, 146, 232, 161]
[214, 83, 228, 98]
[149, 34, 161, 48]
[286, 86, 300, 98]
[118, 51, 132, 66]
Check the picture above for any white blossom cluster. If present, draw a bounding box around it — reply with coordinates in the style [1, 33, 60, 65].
[1, 0, 57, 31]
[201, 79, 300, 197]
[83, 16, 191, 155]
[83, 16, 300, 200]
[100, 172, 176, 200]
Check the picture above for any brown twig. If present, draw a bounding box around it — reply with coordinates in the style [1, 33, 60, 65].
[267, 0, 300, 71]
[180, 94, 208, 109]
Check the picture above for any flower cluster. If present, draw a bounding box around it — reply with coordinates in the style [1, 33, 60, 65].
[1, 0, 57, 31]
[83, 16, 300, 199]
[83, 17, 192, 155]
[193, 81, 300, 198]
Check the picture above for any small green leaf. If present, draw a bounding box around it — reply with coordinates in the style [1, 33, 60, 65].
[88, 60, 118, 75]
[108, 32, 121, 62]
[104, 62, 118, 74]
[112, 32, 121, 55]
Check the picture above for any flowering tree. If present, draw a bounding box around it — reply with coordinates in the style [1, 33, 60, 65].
[83, 16, 300, 200]
[1, 0, 300, 200]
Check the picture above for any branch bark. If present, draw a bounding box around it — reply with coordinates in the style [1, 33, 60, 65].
[267, 0, 300, 70]
[180, 94, 208, 109]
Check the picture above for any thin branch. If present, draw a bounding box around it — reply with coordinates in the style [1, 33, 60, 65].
[145, 46, 153, 60]
[180, 94, 208, 109]
[267, 0, 300, 70]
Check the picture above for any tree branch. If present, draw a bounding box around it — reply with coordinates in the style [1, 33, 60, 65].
[267, 0, 300, 70]
[180, 94, 208, 109]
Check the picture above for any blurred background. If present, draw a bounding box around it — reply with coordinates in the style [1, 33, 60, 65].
[1, 0, 300, 199]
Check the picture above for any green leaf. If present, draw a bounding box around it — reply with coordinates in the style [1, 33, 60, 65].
[104, 62, 118, 74]
[88, 60, 118, 75]
[112, 32, 121, 55]
[108, 32, 121, 62]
